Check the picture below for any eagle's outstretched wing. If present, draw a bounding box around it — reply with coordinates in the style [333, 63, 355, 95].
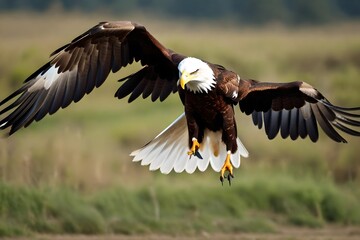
[218, 76, 360, 143]
[237, 80, 360, 142]
[0, 21, 184, 135]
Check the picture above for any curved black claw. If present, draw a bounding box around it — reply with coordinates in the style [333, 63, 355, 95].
[194, 150, 203, 159]
[220, 175, 224, 185]
[220, 172, 234, 186]
[188, 150, 203, 160]
[227, 173, 234, 186]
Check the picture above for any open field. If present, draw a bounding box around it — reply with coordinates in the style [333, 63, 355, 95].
[0, 12, 360, 238]
[4, 227, 360, 240]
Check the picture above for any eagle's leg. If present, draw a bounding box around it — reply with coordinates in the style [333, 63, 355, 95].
[220, 150, 234, 185]
[187, 137, 200, 156]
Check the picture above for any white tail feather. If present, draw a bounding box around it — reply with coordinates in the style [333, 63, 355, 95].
[130, 113, 249, 174]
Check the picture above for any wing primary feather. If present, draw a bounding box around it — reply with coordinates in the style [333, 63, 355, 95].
[258, 112, 263, 129]
[65, 47, 83, 72]
[268, 110, 281, 139]
[159, 80, 174, 102]
[305, 105, 319, 142]
[128, 77, 148, 102]
[289, 108, 299, 140]
[77, 41, 92, 74]
[120, 41, 130, 67]
[95, 50, 107, 88]
[0, 93, 35, 128]
[300, 102, 312, 120]
[111, 37, 122, 72]
[332, 108, 360, 118]
[280, 109, 290, 139]
[322, 102, 360, 118]
[333, 122, 360, 136]
[336, 115, 360, 127]
[115, 76, 141, 100]
[84, 47, 99, 95]
[317, 104, 336, 121]
[142, 80, 155, 99]
[6, 93, 38, 134]
[49, 80, 66, 115]
[255, 112, 263, 129]
[0, 90, 29, 115]
[263, 110, 271, 135]
[23, 92, 48, 128]
[298, 108, 308, 139]
[0, 85, 28, 107]
[251, 112, 259, 126]
[320, 100, 360, 111]
[311, 104, 346, 143]
[53, 52, 70, 73]
[142, 73, 155, 99]
[95, 38, 111, 88]
[10, 91, 48, 133]
[73, 66, 88, 103]
[84, 64, 96, 95]
[62, 70, 77, 108]
[151, 77, 165, 102]
[34, 88, 56, 121]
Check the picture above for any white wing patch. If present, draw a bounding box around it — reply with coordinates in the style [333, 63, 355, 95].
[130, 113, 249, 174]
[28, 65, 61, 92]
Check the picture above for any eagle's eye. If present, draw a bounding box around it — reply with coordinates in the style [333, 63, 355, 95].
[190, 69, 199, 75]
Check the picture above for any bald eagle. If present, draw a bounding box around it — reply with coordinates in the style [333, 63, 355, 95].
[0, 22, 359, 184]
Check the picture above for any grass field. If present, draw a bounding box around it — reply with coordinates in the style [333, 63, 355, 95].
[0, 11, 360, 238]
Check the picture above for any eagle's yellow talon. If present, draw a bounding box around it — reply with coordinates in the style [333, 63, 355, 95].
[188, 138, 200, 156]
[220, 151, 234, 185]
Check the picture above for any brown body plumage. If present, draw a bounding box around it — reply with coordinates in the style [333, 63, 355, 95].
[178, 65, 239, 153]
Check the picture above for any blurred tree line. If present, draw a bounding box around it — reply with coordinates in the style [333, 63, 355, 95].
[0, 0, 360, 24]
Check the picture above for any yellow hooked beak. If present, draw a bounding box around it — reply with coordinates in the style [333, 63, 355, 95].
[180, 71, 190, 89]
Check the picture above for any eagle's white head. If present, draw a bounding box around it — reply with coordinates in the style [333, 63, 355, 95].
[178, 57, 216, 93]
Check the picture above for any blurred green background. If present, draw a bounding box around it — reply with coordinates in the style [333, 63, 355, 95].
[0, 1, 360, 237]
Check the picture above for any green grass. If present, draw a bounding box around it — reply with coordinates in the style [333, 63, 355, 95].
[0, 173, 360, 237]
[0, 12, 360, 237]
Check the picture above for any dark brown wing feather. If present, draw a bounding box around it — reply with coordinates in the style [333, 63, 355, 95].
[115, 51, 185, 103]
[236, 79, 360, 143]
[0, 21, 184, 135]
